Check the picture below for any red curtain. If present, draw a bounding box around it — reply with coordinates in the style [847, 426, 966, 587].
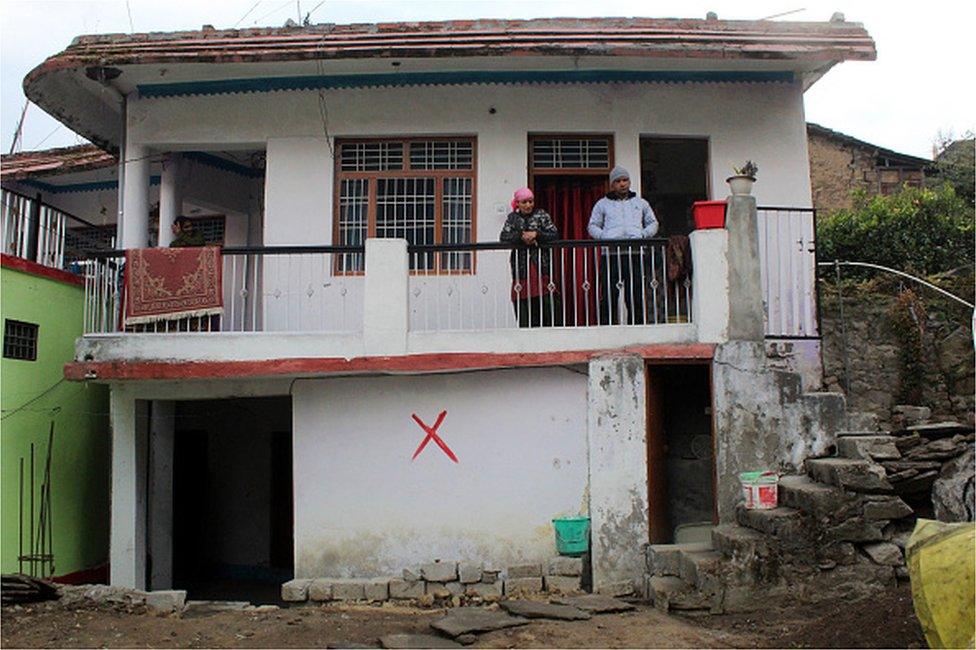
[534, 175, 607, 325]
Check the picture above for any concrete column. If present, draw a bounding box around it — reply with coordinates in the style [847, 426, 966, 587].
[148, 400, 175, 590]
[121, 143, 151, 249]
[690, 229, 729, 342]
[109, 389, 148, 589]
[157, 153, 182, 247]
[725, 195, 764, 341]
[363, 238, 409, 355]
[587, 354, 649, 594]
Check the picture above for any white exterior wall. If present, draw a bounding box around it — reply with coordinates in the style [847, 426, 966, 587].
[291, 367, 588, 577]
[126, 81, 809, 333]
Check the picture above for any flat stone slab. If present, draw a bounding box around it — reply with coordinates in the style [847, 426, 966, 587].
[380, 633, 462, 649]
[429, 608, 529, 637]
[500, 600, 591, 620]
[903, 422, 973, 438]
[553, 594, 635, 614]
[183, 600, 249, 616]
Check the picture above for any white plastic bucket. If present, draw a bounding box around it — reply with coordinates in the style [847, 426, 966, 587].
[739, 471, 779, 509]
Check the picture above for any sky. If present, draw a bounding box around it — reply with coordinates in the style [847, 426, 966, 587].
[1, 0, 974, 159]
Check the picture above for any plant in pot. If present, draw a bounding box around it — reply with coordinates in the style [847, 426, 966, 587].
[727, 160, 758, 195]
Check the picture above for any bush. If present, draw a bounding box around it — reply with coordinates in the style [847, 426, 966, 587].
[817, 184, 974, 276]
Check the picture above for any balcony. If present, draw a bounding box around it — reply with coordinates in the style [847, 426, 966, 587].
[74, 234, 728, 371]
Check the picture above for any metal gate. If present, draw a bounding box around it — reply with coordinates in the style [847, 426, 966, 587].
[757, 206, 819, 338]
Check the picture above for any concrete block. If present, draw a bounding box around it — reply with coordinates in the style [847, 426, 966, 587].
[331, 579, 367, 601]
[547, 556, 583, 576]
[863, 542, 904, 566]
[805, 458, 893, 494]
[678, 550, 723, 591]
[308, 578, 334, 601]
[464, 581, 503, 599]
[145, 590, 186, 613]
[480, 570, 501, 584]
[863, 496, 914, 520]
[647, 543, 709, 576]
[507, 563, 542, 578]
[504, 577, 544, 595]
[710, 524, 765, 558]
[778, 475, 860, 521]
[445, 581, 465, 596]
[421, 561, 458, 583]
[389, 579, 424, 600]
[457, 563, 483, 584]
[646, 576, 711, 612]
[281, 579, 312, 602]
[595, 580, 636, 597]
[365, 578, 391, 601]
[735, 506, 805, 540]
[544, 575, 582, 594]
[402, 568, 421, 582]
[837, 436, 902, 461]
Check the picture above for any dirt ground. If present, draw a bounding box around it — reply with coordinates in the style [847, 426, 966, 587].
[2, 584, 925, 649]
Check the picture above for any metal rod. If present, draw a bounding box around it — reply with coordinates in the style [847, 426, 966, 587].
[834, 261, 852, 396]
[18, 457, 23, 574]
[29, 442, 35, 577]
[817, 260, 974, 309]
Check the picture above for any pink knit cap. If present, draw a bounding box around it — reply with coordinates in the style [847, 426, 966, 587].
[511, 187, 534, 210]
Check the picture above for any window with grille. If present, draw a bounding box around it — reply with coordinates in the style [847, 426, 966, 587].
[531, 136, 612, 170]
[335, 137, 476, 273]
[4, 319, 38, 361]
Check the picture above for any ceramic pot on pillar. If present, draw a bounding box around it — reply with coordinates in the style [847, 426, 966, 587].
[726, 175, 756, 196]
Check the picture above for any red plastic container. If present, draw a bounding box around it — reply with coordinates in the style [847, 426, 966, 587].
[692, 200, 727, 229]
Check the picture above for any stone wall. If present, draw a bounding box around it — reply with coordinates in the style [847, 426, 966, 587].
[808, 130, 925, 213]
[819, 283, 975, 428]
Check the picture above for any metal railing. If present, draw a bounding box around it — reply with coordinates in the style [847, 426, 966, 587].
[2, 187, 114, 271]
[82, 245, 365, 334]
[407, 239, 691, 332]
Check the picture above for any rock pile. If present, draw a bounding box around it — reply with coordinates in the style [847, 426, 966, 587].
[282, 556, 586, 607]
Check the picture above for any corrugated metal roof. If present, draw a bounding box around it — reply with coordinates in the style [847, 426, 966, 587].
[30, 17, 876, 75]
[0, 144, 115, 181]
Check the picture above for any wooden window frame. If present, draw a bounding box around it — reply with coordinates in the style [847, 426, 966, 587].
[528, 133, 615, 189]
[333, 136, 478, 276]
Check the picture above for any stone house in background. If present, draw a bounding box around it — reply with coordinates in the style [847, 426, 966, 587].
[10, 15, 890, 604]
[806, 122, 932, 213]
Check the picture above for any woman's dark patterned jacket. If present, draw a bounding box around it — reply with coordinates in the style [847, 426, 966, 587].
[499, 209, 559, 279]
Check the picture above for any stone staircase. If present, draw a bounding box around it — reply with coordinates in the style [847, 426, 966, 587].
[645, 429, 918, 614]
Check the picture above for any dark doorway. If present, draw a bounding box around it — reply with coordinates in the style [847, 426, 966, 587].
[646, 364, 715, 543]
[172, 397, 293, 604]
[640, 138, 710, 236]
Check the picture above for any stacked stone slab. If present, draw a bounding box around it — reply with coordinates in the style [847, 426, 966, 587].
[282, 556, 586, 605]
[642, 424, 975, 614]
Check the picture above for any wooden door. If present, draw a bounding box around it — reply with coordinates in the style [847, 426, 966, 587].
[646, 367, 670, 543]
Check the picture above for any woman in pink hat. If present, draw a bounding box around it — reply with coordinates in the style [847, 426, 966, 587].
[499, 187, 562, 327]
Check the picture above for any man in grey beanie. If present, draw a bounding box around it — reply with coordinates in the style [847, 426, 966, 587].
[587, 165, 659, 324]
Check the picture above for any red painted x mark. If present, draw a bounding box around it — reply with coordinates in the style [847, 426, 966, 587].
[411, 410, 458, 463]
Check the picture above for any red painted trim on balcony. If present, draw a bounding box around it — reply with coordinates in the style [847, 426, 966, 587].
[1, 253, 85, 287]
[64, 344, 715, 381]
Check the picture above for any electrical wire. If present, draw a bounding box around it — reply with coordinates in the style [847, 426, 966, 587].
[234, 0, 262, 28]
[1, 378, 69, 421]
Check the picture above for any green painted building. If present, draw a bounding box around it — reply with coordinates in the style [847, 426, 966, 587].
[1, 258, 110, 579]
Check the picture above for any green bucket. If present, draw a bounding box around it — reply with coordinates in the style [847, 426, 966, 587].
[552, 516, 590, 556]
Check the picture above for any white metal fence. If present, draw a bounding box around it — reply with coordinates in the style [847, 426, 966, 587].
[2, 188, 113, 270]
[408, 239, 692, 332]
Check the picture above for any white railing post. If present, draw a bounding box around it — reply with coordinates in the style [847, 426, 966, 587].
[364, 238, 409, 355]
[690, 229, 730, 342]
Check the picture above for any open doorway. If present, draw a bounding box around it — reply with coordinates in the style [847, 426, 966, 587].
[640, 137, 710, 236]
[171, 397, 292, 604]
[646, 364, 716, 544]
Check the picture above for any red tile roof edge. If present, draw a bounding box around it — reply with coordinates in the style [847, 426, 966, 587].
[1, 144, 116, 180]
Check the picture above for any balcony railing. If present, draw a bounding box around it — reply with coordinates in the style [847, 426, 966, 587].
[407, 239, 691, 332]
[1, 188, 114, 270]
[79, 239, 692, 335]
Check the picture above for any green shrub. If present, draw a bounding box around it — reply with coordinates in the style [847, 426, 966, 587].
[817, 184, 974, 276]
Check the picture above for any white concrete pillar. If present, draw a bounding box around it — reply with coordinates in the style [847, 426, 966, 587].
[109, 389, 148, 589]
[726, 195, 764, 341]
[587, 354, 649, 594]
[121, 143, 151, 249]
[690, 229, 730, 343]
[157, 153, 183, 247]
[148, 400, 175, 590]
[363, 238, 409, 355]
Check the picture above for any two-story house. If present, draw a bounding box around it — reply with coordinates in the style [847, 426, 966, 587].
[21, 15, 875, 598]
